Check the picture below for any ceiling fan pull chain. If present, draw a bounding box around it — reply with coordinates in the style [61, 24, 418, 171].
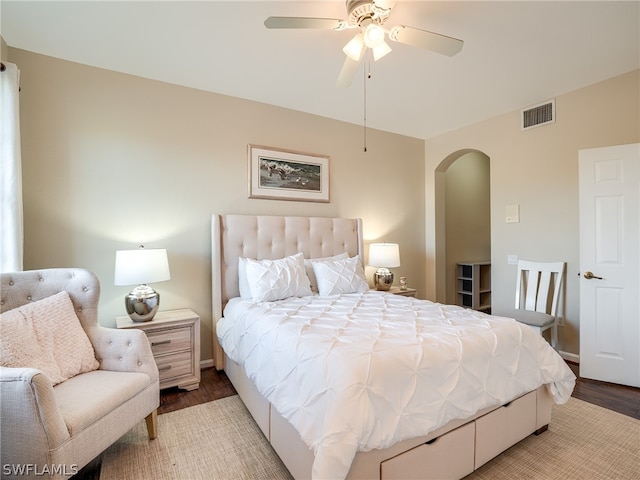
[363, 58, 368, 152]
[362, 58, 371, 152]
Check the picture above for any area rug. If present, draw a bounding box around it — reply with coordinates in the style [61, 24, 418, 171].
[100, 395, 639, 480]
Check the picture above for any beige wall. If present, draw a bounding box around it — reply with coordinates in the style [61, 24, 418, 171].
[10, 43, 639, 361]
[1, 37, 8, 62]
[426, 69, 640, 357]
[10, 48, 426, 364]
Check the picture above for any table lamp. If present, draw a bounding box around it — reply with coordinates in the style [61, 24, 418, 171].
[369, 243, 400, 291]
[114, 246, 170, 322]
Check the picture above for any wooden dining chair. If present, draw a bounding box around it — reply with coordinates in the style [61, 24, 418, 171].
[509, 260, 566, 348]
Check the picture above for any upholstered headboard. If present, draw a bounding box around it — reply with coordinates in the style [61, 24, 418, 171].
[211, 214, 364, 368]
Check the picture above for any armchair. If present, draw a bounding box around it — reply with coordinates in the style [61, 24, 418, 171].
[0, 268, 159, 479]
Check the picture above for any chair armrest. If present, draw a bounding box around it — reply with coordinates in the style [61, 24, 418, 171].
[86, 326, 159, 382]
[0, 367, 71, 463]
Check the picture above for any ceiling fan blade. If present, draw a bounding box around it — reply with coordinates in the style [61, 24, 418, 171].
[264, 17, 344, 30]
[389, 25, 463, 56]
[336, 56, 361, 88]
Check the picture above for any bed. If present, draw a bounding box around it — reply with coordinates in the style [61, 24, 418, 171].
[211, 214, 575, 480]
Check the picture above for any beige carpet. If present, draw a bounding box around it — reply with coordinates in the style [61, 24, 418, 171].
[100, 395, 639, 480]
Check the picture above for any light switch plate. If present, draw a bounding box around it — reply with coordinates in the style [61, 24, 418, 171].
[507, 255, 518, 265]
[505, 204, 520, 223]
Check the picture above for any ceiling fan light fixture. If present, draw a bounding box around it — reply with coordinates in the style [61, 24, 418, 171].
[263, 0, 465, 88]
[343, 34, 365, 61]
[363, 23, 385, 48]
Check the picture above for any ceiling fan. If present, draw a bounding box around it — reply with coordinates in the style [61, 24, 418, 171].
[264, 0, 464, 87]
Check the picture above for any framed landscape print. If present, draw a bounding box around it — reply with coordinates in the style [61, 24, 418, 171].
[248, 145, 330, 202]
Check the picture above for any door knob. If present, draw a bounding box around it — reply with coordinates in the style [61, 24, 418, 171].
[583, 271, 603, 280]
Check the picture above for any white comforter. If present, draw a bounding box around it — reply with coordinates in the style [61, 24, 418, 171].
[217, 291, 575, 480]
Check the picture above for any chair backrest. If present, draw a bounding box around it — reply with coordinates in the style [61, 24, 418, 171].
[515, 260, 566, 317]
[0, 268, 101, 331]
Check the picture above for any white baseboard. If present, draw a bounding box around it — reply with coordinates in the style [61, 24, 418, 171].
[558, 350, 579, 364]
[200, 358, 215, 369]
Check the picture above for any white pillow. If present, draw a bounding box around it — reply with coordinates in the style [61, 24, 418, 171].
[304, 252, 349, 292]
[245, 252, 312, 302]
[312, 255, 369, 296]
[0, 291, 99, 385]
[238, 257, 252, 299]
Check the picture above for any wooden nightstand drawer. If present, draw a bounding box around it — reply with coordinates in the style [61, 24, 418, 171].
[116, 308, 201, 391]
[156, 351, 194, 383]
[146, 327, 191, 355]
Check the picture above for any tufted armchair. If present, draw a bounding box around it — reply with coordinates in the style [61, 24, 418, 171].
[0, 268, 159, 479]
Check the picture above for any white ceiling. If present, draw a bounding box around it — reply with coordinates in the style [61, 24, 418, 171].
[2, 1, 639, 140]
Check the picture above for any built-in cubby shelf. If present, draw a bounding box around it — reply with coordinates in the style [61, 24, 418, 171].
[456, 262, 491, 313]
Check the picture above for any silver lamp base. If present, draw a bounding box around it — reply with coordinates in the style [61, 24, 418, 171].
[125, 284, 160, 322]
[374, 268, 394, 291]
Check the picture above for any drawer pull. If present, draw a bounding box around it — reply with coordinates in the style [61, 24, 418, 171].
[152, 340, 171, 347]
[503, 401, 513, 408]
[425, 437, 438, 445]
[158, 365, 172, 372]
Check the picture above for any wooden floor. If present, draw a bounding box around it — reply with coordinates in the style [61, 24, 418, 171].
[566, 362, 639, 420]
[158, 367, 236, 415]
[74, 362, 639, 479]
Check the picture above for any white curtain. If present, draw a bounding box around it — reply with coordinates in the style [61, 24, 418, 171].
[0, 62, 23, 272]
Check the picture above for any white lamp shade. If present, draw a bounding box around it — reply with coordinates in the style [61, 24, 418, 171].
[372, 41, 392, 61]
[343, 34, 365, 61]
[114, 248, 171, 286]
[369, 243, 400, 268]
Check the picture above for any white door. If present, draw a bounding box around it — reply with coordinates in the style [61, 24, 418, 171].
[579, 143, 639, 387]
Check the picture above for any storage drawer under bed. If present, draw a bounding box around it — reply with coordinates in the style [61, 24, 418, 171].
[474, 390, 537, 468]
[380, 422, 475, 480]
[379, 390, 538, 480]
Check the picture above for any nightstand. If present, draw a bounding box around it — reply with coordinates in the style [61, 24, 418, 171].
[116, 308, 201, 391]
[388, 286, 417, 297]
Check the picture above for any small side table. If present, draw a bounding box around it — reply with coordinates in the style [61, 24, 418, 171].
[116, 308, 201, 391]
[388, 286, 417, 297]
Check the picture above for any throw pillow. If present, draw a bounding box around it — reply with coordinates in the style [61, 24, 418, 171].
[238, 257, 252, 299]
[312, 256, 369, 296]
[304, 252, 349, 293]
[0, 291, 99, 385]
[245, 252, 312, 302]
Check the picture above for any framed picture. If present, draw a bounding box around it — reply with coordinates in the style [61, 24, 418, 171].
[248, 145, 330, 202]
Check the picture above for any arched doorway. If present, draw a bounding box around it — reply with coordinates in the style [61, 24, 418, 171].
[434, 149, 491, 305]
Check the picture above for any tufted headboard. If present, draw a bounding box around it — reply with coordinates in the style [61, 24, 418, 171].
[0, 268, 101, 331]
[211, 214, 364, 368]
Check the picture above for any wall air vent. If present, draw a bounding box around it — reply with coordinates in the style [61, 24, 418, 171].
[521, 99, 555, 130]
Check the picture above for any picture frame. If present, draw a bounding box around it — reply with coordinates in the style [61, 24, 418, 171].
[248, 144, 330, 203]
